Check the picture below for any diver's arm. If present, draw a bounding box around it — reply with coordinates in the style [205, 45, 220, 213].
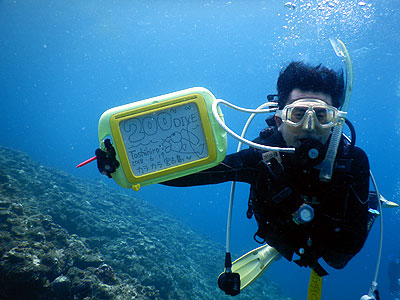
[341, 147, 369, 246]
[321, 146, 370, 268]
[161, 148, 261, 187]
[341, 147, 370, 250]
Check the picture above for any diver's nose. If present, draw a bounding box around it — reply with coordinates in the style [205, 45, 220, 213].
[302, 111, 315, 131]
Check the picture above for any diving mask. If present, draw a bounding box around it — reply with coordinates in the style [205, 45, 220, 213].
[276, 99, 347, 130]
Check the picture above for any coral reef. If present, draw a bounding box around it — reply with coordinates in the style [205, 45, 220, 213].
[0, 145, 290, 300]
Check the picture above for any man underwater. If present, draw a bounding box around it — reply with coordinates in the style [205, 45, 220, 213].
[160, 61, 370, 277]
[96, 61, 370, 278]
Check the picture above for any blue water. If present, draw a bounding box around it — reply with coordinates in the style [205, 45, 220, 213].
[1, 1, 399, 299]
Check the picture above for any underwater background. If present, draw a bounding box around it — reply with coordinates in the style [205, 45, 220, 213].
[1, 0, 399, 299]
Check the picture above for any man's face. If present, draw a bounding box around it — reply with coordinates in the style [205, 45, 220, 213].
[275, 89, 333, 147]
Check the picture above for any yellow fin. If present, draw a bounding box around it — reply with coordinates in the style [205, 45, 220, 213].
[219, 245, 280, 291]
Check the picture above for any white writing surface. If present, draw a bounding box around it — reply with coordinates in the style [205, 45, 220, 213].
[119, 102, 208, 176]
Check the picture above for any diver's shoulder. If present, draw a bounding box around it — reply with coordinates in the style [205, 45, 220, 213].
[351, 145, 368, 158]
[349, 145, 370, 170]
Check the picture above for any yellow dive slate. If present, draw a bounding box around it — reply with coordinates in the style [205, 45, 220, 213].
[98, 87, 227, 191]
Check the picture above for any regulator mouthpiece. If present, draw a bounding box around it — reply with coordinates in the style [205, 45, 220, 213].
[293, 138, 325, 168]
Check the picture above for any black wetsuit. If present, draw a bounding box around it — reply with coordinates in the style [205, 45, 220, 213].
[163, 128, 370, 275]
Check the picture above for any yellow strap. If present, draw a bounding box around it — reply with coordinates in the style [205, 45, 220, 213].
[307, 269, 322, 300]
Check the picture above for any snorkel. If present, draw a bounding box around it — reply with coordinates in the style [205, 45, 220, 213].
[319, 38, 353, 182]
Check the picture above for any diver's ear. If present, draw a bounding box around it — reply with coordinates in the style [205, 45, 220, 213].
[274, 116, 282, 127]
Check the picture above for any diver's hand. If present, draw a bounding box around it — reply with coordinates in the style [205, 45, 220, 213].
[95, 139, 120, 178]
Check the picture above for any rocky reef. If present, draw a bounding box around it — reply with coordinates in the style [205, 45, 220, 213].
[0, 145, 290, 300]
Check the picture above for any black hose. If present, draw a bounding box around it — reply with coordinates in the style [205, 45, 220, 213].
[344, 118, 356, 150]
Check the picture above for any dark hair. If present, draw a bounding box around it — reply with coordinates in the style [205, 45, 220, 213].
[277, 61, 344, 109]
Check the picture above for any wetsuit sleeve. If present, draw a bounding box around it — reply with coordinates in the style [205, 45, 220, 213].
[321, 146, 370, 269]
[161, 148, 261, 186]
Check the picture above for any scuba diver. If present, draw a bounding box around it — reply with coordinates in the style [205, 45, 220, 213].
[84, 36, 399, 298]
[93, 56, 392, 297]
[95, 62, 370, 276]
[154, 61, 371, 277]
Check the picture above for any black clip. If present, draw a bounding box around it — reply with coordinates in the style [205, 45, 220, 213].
[218, 271, 240, 296]
[218, 253, 241, 296]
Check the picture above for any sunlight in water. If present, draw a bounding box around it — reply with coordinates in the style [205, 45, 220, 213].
[274, 0, 375, 56]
